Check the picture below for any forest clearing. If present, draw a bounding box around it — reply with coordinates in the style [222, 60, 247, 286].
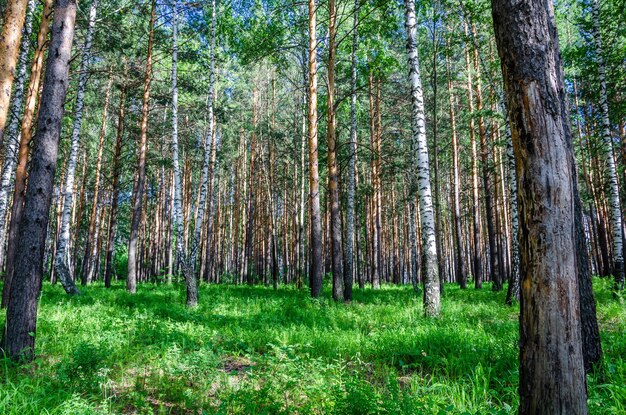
[0, 279, 623, 414]
[0, 0, 624, 413]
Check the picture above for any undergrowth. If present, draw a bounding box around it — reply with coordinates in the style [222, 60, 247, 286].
[0, 278, 624, 414]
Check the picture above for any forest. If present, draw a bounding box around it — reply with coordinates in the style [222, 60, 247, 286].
[0, 0, 624, 413]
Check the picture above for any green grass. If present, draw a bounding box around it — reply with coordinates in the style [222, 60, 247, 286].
[0, 278, 624, 414]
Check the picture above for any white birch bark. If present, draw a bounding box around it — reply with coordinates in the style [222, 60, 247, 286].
[405, 0, 440, 316]
[0, 0, 35, 268]
[592, 0, 624, 290]
[171, 0, 186, 281]
[53, 0, 98, 293]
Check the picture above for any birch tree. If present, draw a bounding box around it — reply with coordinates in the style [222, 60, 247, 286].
[592, 0, 623, 291]
[405, 0, 440, 316]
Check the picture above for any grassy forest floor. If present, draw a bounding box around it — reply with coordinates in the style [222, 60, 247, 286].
[0, 279, 625, 414]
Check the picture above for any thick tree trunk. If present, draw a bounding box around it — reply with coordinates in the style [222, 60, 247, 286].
[405, 0, 440, 317]
[491, 0, 589, 412]
[53, 0, 98, 293]
[307, 0, 323, 298]
[1, 0, 77, 361]
[1, 0, 55, 307]
[127, 0, 155, 294]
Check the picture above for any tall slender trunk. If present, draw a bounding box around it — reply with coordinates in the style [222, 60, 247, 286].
[104, 85, 126, 288]
[170, 0, 186, 287]
[471, 27, 500, 290]
[405, 0, 440, 316]
[446, 52, 466, 288]
[492, 0, 588, 411]
[503, 113, 521, 305]
[0, 0, 30, 147]
[344, 0, 358, 301]
[1, 0, 77, 361]
[82, 72, 112, 284]
[2, 0, 55, 307]
[592, 0, 623, 291]
[0, 0, 35, 270]
[54, 0, 98, 293]
[308, 0, 323, 298]
[326, 0, 343, 301]
[464, 23, 482, 288]
[127, 0, 155, 293]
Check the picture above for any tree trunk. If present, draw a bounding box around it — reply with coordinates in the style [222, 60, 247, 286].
[592, 0, 623, 291]
[504, 119, 521, 305]
[81, 72, 112, 285]
[307, 0, 323, 298]
[326, 0, 343, 301]
[405, 0, 440, 317]
[491, 0, 588, 411]
[2, 0, 55, 307]
[104, 85, 126, 288]
[0, 0, 35, 270]
[344, 0, 358, 302]
[127, 0, 155, 294]
[1, 0, 77, 361]
[53, 0, 98, 293]
[0, 0, 30, 147]
[446, 51, 466, 289]
[464, 23, 483, 289]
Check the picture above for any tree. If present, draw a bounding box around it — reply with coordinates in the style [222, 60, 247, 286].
[491, 0, 589, 412]
[405, 0, 440, 317]
[1, 0, 55, 307]
[592, 0, 624, 292]
[127, 0, 156, 294]
[308, 0, 323, 298]
[326, 0, 344, 301]
[0, 0, 30, 146]
[54, 0, 99, 294]
[344, 0, 358, 302]
[2, 0, 78, 361]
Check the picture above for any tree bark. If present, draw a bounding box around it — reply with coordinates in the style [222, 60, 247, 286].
[53, 0, 98, 293]
[405, 0, 440, 317]
[2, 0, 55, 307]
[2, 0, 77, 361]
[592, 0, 623, 291]
[326, 0, 343, 301]
[0, 0, 30, 147]
[104, 84, 126, 288]
[491, 0, 589, 411]
[81, 72, 112, 285]
[0, 0, 34, 270]
[344, 0, 358, 302]
[307, 0, 323, 298]
[127, 0, 155, 294]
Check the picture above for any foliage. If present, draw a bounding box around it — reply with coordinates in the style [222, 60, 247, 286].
[0, 280, 624, 414]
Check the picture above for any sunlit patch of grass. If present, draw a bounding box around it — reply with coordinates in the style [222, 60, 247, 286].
[0, 278, 623, 414]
